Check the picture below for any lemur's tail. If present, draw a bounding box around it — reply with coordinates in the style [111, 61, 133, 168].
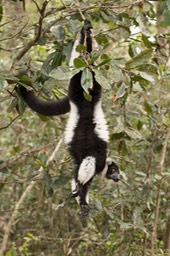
[17, 85, 70, 116]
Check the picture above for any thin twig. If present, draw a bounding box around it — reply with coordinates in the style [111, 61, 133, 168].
[0, 114, 21, 130]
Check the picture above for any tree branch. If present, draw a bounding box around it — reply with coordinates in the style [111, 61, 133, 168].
[0, 139, 63, 254]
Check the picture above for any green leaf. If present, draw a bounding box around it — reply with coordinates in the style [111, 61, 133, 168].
[125, 127, 141, 139]
[51, 51, 63, 69]
[142, 34, 152, 49]
[96, 34, 108, 45]
[81, 68, 93, 99]
[96, 54, 111, 68]
[74, 58, 86, 68]
[15, 88, 27, 114]
[94, 71, 110, 89]
[18, 75, 32, 84]
[111, 132, 125, 140]
[128, 45, 137, 58]
[132, 74, 149, 90]
[126, 49, 153, 69]
[51, 26, 65, 41]
[68, 19, 82, 34]
[135, 64, 158, 76]
[53, 172, 70, 188]
[83, 91, 92, 101]
[0, 95, 11, 103]
[90, 43, 113, 64]
[7, 98, 18, 113]
[137, 120, 143, 130]
[49, 66, 74, 80]
[116, 83, 127, 98]
[144, 101, 153, 115]
[44, 172, 54, 197]
[0, 183, 5, 192]
[161, 10, 170, 26]
[42, 51, 63, 74]
[75, 44, 86, 52]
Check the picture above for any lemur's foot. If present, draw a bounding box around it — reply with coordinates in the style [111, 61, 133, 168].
[80, 204, 90, 219]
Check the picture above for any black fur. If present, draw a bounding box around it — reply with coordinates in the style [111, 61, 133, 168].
[67, 71, 107, 215]
[19, 85, 70, 116]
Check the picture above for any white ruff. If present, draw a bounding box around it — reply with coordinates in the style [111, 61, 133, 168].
[93, 101, 109, 142]
[100, 158, 111, 178]
[64, 101, 79, 144]
[78, 156, 96, 185]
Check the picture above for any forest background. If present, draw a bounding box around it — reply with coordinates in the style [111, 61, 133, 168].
[0, 0, 170, 255]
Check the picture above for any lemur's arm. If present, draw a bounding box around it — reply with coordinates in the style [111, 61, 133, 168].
[18, 85, 70, 116]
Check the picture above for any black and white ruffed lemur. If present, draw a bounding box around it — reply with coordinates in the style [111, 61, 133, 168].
[18, 19, 120, 218]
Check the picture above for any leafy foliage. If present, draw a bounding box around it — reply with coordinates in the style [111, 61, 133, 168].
[0, 0, 170, 255]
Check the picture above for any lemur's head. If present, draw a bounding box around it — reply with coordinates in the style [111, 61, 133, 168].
[105, 158, 120, 182]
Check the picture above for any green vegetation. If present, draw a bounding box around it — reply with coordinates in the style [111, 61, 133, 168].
[0, 0, 170, 255]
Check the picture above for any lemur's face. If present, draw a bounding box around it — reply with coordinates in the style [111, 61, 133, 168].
[106, 161, 120, 182]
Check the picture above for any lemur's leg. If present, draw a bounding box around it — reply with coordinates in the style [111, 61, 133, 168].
[72, 156, 96, 218]
[71, 178, 91, 218]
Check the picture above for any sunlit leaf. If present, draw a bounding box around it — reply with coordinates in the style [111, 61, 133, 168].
[125, 127, 141, 139]
[51, 25, 65, 41]
[116, 83, 128, 98]
[49, 66, 74, 80]
[81, 68, 93, 99]
[94, 71, 110, 89]
[135, 64, 158, 76]
[126, 49, 153, 69]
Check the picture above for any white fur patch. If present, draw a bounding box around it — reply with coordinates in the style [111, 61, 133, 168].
[69, 39, 80, 67]
[78, 156, 96, 185]
[93, 101, 109, 142]
[71, 179, 78, 195]
[71, 179, 89, 204]
[64, 101, 79, 144]
[100, 163, 108, 178]
[71, 179, 80, 203]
